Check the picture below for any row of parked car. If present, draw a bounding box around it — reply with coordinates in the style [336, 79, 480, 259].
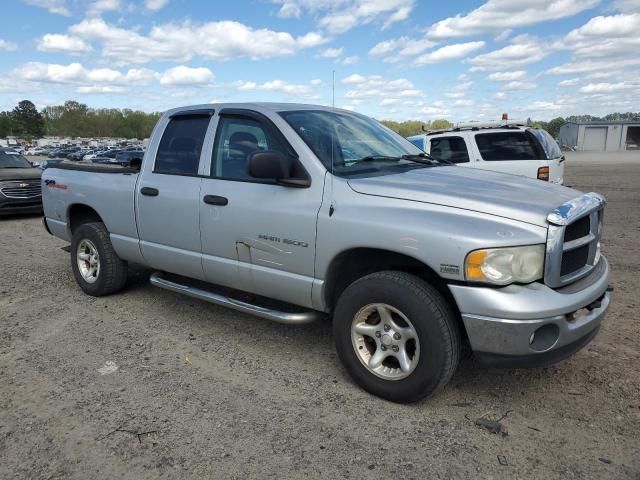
[31, 147, 145, 169]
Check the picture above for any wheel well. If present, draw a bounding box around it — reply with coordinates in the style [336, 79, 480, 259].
[324, 248, 453, 311]
[68, 204, 103, 234]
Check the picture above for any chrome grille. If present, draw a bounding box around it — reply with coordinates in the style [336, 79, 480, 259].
[545, 192, 604, 288]
[0, 180, 42, 199]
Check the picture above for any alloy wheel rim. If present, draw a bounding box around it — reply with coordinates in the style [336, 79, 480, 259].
[350, 303, 420, 380]
[77, 239, 100, 284]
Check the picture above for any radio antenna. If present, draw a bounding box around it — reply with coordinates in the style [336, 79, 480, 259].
[332, 70, 335, 107]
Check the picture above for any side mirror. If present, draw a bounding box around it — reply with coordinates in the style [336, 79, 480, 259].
[248, 150, 310, 188]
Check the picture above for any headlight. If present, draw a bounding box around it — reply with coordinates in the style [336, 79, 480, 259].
[465, 245, 545, 285]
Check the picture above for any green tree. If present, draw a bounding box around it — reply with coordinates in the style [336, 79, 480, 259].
[12, 100, 44, 137]
[0, 111, 17, 137]
[429, 119, 453, 130]
[546, 117, 565, 138]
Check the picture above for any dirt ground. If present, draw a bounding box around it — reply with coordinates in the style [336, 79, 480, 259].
[1, 154, 639, 479]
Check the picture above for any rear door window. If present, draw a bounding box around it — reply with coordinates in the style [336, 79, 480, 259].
[429, 136, 470, 163]
[154, 114, 211, 175]
[475, 131, 545, 161]
[531, 128, 562, 159]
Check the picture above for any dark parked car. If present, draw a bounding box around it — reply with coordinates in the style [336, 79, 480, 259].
[0, 149, 42, 215]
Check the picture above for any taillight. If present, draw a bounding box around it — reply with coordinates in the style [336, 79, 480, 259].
[537, 166, 549, 181]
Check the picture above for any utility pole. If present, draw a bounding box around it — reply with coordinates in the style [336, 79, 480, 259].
[332, 70, 335, 108]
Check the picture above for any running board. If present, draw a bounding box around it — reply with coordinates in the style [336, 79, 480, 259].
[149, 272, 321, 325]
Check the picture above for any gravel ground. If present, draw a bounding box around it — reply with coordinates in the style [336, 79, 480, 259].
[1, 154, 639, 479]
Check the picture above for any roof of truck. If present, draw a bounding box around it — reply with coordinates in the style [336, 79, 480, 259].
[165, 102, 356, 116]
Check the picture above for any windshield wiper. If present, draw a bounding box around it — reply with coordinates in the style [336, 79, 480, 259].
[357, 155, 403, 162]
[401, 153, 452, 165]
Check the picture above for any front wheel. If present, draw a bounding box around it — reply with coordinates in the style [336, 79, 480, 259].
[333, 271, 461, 403]
[70, 222, 128, 296]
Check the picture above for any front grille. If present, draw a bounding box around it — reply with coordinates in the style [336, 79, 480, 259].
[545, 193, 604, 288]
[560, 244, 590, 276]
[0, 180, 42, 199]
[564, 216, 590, 242]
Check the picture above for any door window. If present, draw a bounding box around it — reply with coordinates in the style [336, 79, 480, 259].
[212, 116, 288, 180]
[429, 136, 470, 163]
[154, 114, 211, 175]
[531, 128, 562, 159]
[475, 132, 545, 161]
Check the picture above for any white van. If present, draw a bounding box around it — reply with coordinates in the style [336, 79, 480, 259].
[407, 122, 565, 184]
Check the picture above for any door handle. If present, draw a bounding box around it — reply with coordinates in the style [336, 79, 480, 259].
[203, 195, 228, 206]
[140, 187, 159, 196]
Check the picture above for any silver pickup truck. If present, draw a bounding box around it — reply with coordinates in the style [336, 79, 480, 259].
[42, 103, 612, 402]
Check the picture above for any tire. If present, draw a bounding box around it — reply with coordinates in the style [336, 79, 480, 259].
[70, 222, 128, 297]
[333, 271, 461, 403]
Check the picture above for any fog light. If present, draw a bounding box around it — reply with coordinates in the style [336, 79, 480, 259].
[529, 324, 560, 352]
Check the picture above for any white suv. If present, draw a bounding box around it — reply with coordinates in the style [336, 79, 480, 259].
[407, 122, 565, 184]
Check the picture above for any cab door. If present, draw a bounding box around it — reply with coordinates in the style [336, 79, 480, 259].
[135, 111, 214, 280]
[198, 109, 323, 308]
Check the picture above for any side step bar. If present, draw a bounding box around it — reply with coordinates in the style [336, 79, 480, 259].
[149, 272, 322, 325]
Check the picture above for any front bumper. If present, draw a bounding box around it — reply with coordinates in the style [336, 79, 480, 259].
[449, 256, 611, 367]
[0, 197, 43, 215]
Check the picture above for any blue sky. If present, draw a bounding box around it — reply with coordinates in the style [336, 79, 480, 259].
[0, 0, 638, 121]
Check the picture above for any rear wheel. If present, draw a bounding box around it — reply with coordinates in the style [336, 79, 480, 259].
[70, 222, 128, 296]
[333, 271, 461, 403]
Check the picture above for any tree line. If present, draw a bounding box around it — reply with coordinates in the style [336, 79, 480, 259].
[1, 99, 639, 141]
[0, 100, 161, 140]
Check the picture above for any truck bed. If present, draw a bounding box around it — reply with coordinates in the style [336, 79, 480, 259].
[52, 160, 140, 174]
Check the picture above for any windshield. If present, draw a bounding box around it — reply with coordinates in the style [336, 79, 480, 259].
[0, 151, 32, 168]
[531, 128, 562, 159]
[279, 110, 427, 176]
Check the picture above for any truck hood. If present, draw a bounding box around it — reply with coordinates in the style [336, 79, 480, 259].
[0, 167, 42, 181]
[347, 166, 580, 227]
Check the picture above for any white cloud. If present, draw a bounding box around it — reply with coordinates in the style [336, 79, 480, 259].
[615, 0, 640, 12]
[342, 74, 422, 99]
[444, 81, 473, 99]
[494, 29, 512, 42]
[318, 47, 343, 58]
[10, 62, 157, 92]
[421, 102, 451, 117]
[37, 34, 92, 54]
[413, 41, 485, 66]
[468, 35, 547, 71]
[60, 18, 327, 65]
[369, 36, 437, 63]
[88, 0, 120, 16]
[233, 79, 320, 98]
[487, 70, 526, 81]
[159, 66, 214, 86]
[547, 57, 640, 74]
[341, 55, 359, 65]
[558, 78, 580, 86]
[427, 0, 599, 39]
[145, 0, 169, 11]
[503, 80, 536, 90]
[529, 101, 562, 111]
[22, 0, 69, 16]
[341, 73, 366, 84]
[380, 98, 400, 105]
[274, 0, 415, 34]
[0, 39, 17, 52]
[562, 13, 640, 59]
[579, 81, 638, 93]
[77, 85, 125, 94]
